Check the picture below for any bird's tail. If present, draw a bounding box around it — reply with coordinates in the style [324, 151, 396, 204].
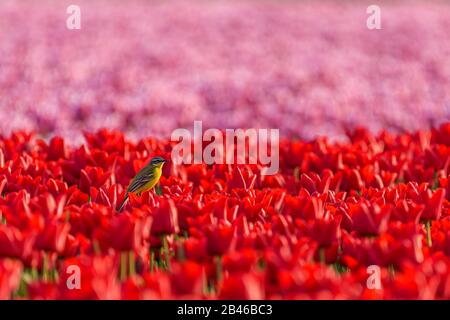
[117, 193, 129, 212]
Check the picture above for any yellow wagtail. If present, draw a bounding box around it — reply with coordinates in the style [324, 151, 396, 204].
[117, 156, 167, 212]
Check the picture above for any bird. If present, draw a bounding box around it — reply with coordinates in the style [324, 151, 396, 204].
[117, 156, 167, 212]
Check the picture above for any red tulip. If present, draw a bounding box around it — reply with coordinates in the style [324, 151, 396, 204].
[226, 166, 256, 191]
[422, 188, 445, 220]
[350, 201, 392, 236]
[58, 255, 120, 300]
[391, 200, 423, 223]
[34, 220, 70, 253]
[0, 225, 34, 259]
[46, 136, 67, 161]
[204, 222, 235, 256]
[218, 272, 264, 300]
[180, 237, 208, 262]
[223, 248, 258, 273]
[93, 214, 152, 252]
[150, 199, 179, 235]
[0, 259, 23, 299]
[298, 213, 342, 247]
[170, 261, 204, 296]
[28, 282, 59, 300]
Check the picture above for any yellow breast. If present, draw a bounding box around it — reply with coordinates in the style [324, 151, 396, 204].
[136, 166, 162, 194]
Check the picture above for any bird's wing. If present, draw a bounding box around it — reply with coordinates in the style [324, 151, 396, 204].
[126, 166, 155, 194]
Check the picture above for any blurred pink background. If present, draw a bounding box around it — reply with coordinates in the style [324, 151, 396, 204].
[0, 0, 449, 143]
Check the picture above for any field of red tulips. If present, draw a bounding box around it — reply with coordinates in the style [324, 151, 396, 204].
[1, 0, 450, 301]
[1, 124, 449, 300]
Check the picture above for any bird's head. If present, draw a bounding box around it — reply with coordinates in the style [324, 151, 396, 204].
[149, 156, 167, 168]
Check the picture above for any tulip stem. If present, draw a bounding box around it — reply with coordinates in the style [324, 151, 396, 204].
[162, 235, 171, 270]
[388, 264, 395, 278]
[129, 251, 136, 277]
[31, 266, 39, 281]
[42, 252, 49, 282]
[14, 272, 28, 298]
[202, 273, 209, 296]
[93, 240, 101, 255]
[319, 247, 326, 264]
[120, 252, 127, 281]
[155, 184, 163, 196]
[216, 255, 223, 283]
[150, 250, 155, 272]
[425, 220, 432, 248]
[178, 241, 186, 261]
